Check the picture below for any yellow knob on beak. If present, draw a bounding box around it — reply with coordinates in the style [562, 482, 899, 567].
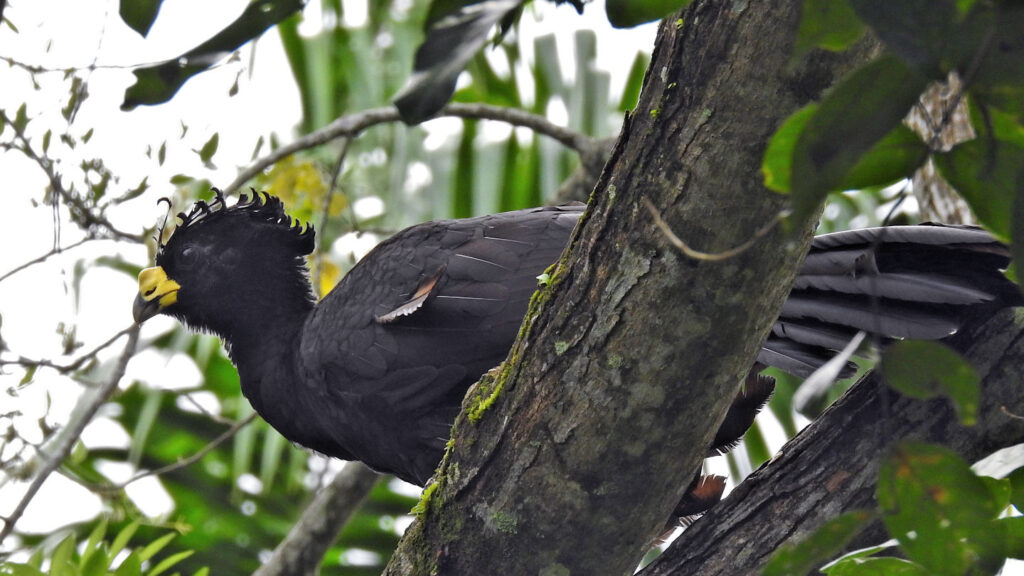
[133, 266, 181, 324]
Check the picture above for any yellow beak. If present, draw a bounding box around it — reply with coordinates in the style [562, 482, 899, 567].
[133, 266, 181, 324]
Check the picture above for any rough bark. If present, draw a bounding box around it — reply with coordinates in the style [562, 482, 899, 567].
[384, 1, 879, 574]
[641, 307, 1024, 576]
[907, 74, 977, 224]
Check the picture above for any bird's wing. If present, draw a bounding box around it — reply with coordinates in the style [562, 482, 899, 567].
[297, 204, 582, 484]
[760, 224, 1017, 378]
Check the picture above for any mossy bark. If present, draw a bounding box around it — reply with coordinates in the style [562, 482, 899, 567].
[384, 1, 880, 574]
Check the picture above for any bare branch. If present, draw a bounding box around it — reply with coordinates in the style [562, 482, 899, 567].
[0, 325, 136, 375]
[222, 103, 593, 196]
[0, 237, 93, 284]
[252, 463, 380, 576]
[0, 110, 144, 244]
[113, 413, 257, 490]
[0, 325, 139, 546]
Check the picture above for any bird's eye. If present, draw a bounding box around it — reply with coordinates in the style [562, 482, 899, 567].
[178, 245, 199, 268]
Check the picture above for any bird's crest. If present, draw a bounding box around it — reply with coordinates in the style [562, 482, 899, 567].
[157, 189, 315, 256]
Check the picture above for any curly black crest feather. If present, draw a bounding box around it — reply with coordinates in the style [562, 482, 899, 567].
[159, 188, 315, 257]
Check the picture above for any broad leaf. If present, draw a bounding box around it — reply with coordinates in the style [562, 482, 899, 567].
[763, 510, 875, 576]
[849, 0, 955, 76]
[880, 340, 979, 426]
[393, 0, 522, 124]
[789, 55, 928, 225]
[763, 104, 817, 194]
[119, 0, 164, 37]
[605, 0, 693, 29]
[122, 0, 305, 109]
[826, 557, 930, 575]
[841, 124, 928, 190]
[935, 139, 1024, 242]
[878, 442, 1007, 575]
[793, 0, 865, 59]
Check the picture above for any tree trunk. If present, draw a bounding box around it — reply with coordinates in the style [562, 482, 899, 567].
[384, 2, 880, 574]
[640, 307, 1024, 575]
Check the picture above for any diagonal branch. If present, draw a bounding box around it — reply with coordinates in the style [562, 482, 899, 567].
[252, 463, 381, 576]
[0, 325, 139, 546]
[641, 308, 1024, 575]
[222, 103, 594, 196]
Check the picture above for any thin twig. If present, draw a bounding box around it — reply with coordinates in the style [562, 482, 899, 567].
[0, 110, 144, 243]
[314, 137, 353, 295]
[0, 325, 136, 375]
[642, 198, 787, 262]
[113, 413, 257, 490]
[0, 237, 93, 284]
[0, 325, 139, 546]
[222, 103, 593, 196]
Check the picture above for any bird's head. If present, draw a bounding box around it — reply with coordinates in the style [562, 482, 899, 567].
[132, 190, 316, 335]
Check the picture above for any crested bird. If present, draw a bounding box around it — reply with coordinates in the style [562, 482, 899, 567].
[133, 191, 1017, 500]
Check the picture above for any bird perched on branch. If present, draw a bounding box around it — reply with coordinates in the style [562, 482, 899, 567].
[133, 191, 1017, 513]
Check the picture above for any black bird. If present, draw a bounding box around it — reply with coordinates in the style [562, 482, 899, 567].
[133, 191, 1017, 492]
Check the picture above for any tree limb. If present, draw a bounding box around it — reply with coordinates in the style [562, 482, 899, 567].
[221, 103, 594, 196]
[252, 463, 380, 576]
[641, 307, 1024, 575]
[0, 325, 139, 546]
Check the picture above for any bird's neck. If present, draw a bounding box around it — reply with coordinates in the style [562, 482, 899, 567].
[214, 273, 315, 396]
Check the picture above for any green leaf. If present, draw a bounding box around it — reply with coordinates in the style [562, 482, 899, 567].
[80, 518, 108, 566]
[13, 103, 28, 133]
[763, 510, 874, 576]
[1012, 169, 1024, 282]
[763, 104, 817, 194]
[965, 4, 1024, 92]
[979, 475, 1012, 512]
[934, 139, 1024, 242]
[841, 124, 928, 190]
[825, 557, 930, 575]
[109, 521, 140, 561]
[138, 532, 177, 562]
[743, 420, 771, 469]
[158, 141, 167, 166]
[1007, 466, 1024, 511]
[42, 129, 51, 154]
[878, 442, 1007, 575]
[118, 177, 150, 204]
[80, 544, 111, 576]
[793, 0, 865, 59]
[146, 550, 194, 576]
[197, 133, 219, 165]
[122, 0, 304, 109]
[392, 0, 521, 123]
[1001, 515, 1024, 559]
[790, 55, 928, 224]
[19, 364, 37, 386]
[114, 551, 143, 576]
[0, 564, 47, 576]
[119, 0, 164, 37]
[50, 534, 77, 574]
[605, 0, 693, 28]
[880, 340, 979, 425]
[619, 51, 650, 111]
[849, 0, 955, 76]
